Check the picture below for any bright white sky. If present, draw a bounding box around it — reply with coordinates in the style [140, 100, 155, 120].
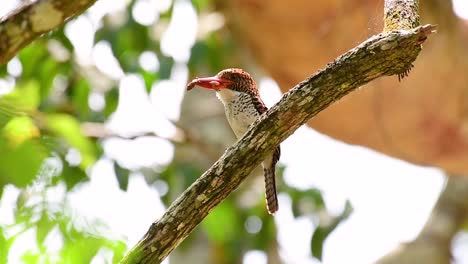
[0, 0, 468, 263]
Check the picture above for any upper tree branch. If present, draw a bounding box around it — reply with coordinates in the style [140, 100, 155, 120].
[121, 11, 435, 264]
[0, 0, 98, 64]
[384, 0, 420, 32]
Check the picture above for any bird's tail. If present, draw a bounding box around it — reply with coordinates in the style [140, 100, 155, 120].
[263, 166, 279, 214]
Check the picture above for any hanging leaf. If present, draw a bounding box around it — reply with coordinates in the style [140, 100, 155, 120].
[114, 161, 130, 191]
[311, 200, 353, 261]
[104, 88, 119, 118]
[61, 162, 88, 190]
[71, 78, 91, 119]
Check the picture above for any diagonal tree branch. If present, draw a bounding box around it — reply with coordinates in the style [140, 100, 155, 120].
[121, 10, 436, 264]
[0, 0, 98, 64]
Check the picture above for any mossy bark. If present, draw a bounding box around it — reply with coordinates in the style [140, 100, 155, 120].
[384, 0, 420, 31]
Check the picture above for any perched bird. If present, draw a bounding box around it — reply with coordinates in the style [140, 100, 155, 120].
[187, 68, 280, 214]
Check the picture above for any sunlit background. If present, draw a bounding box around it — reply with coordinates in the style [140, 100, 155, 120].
[0, 0, 468, 263]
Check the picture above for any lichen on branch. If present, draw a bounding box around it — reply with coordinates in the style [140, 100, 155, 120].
[384, 0, 420, 31]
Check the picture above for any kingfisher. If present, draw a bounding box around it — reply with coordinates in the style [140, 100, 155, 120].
[187, 68, 280, 214]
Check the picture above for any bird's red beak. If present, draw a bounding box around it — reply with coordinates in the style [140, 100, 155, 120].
[187, 76, 233, 91]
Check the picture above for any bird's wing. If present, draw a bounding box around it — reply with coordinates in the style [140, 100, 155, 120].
[251, 94, 269, 115]
[250, 94, 281, 165]
[273, 145, 281, 166]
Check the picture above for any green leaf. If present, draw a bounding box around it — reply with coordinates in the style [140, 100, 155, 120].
[61, 236, 103, 263]
[110, 240, 127, 264]
[0, 227, 7, 264]
[311, 200, 353, 261]
[2, 116, 40, 145]
[158, 55, 174, 80]
[37, 58, 60, 99]
[202, 201, 240, 243]
[0, 80, 40, 111]
[289, 187, 325, 217]
[104, 89, 119, 118]
[21, 250, 40, 264]
[189, 33, 233, 72]
[0, 101, 22, 129]
[139, 69, 159, 92]
[0, 138, 47, 188]
[54, 27, 75, 51]
[192, 0, 211, 12]
[114, 161, 130, 191]
[45, 114, 97, 168]
[18, 41, 48, 79]
[36, 213, 54, 246]
[71, 78, 91, 118]
[0, 64, 7, 77]
[61, 162, 88, 191]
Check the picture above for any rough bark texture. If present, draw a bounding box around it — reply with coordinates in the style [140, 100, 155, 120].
[222, 0, 468, 174]
[121, 24, 435, 263]
[376, 176, 468, 264]
[384, 0, 420, 31]
[0, 0, 98, 64]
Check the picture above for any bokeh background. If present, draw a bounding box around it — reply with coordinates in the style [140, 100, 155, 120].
[0, 0, 467, 263]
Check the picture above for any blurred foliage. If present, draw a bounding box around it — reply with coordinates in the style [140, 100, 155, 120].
[311, 200, 353, 260]
[3, 181, 126, 264]
[0, 0, 351, 263]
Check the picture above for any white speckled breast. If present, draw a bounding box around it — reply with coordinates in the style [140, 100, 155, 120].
[216, 89, 260, 138]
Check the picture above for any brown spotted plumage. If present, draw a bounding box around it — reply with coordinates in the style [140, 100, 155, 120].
[187, 68, 280, 214]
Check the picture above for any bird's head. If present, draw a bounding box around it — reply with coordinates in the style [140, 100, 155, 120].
[187, 68, 258, 96]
